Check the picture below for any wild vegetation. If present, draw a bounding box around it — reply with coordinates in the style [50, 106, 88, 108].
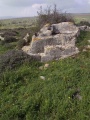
[0, 17, 37, 29]
[0, 6, 90, 120]
[37, 4, 74, 28]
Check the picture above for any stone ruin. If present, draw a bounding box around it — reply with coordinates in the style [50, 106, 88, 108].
[22, 22, 80, 62]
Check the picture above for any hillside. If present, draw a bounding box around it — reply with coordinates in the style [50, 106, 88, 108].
[0, 13, 90, 29]
[0, 17, 37, 29]
[0, 31, 90, 120]
[0, 15, 90, 120]
[73, 13, 90, 23]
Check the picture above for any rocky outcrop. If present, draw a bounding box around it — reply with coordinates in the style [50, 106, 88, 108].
[79, 25, 90, 31]
[22, 22, 80, 62]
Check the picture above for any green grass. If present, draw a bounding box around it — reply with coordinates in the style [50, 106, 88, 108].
[0, 31, 90, 120]
[0, 42, 17, 54]
[73, 13, 90, 23]
[0, 51, 90, 120]
[0, 13, 90, 29]
[0, 17, 37, 29]
[76, 31, 90, 51]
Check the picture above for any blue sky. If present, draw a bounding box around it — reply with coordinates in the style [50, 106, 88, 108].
[0, 0, 90, 17]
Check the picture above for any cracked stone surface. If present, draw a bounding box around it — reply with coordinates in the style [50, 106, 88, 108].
[22, 22, 80, 62]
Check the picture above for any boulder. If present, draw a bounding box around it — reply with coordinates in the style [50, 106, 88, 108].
[51, 22, 79, 35]
[86, 26, 90, 31]
[23, 22, 80, 62]
[88, 40, 90, 43]
[79, 25, 87, 31]
[29, 34, 77, 54]
[41, 45, 79, 62]
[79, 25, 90, 31]
[0, 36, 4, 41]
[23, 33, 30, 43]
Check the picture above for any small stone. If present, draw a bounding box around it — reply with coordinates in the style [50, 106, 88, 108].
[85, 45, 90, 50]
[72, 91, 82, 101]
[88, 40, 90, 43]
[22, 45, 30, 52]
[39, 66, 43, 70]
[40, 76, 45, 80]
[83, 49, 87, 52]
[76, 94, 82, 100]
[44, 63, 49, 69]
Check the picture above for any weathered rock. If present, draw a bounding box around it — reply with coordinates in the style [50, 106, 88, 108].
[85, 26, 90, 31]
[23, 22, 80, 62]
[22, 45, 30, 53]
[88, 40, 90, 43]
[41, 45, 79, 62]
[39, 66, 43, 70]
[40, 76, 45, 80]
[29, 34, 77, 54]
[23, 33, 30, 43]
[51, 22, 79, 36]
[79, 25, 90, 31]
[44, 63, 49, 69]
[79, 25, 87, 31]
[72, 91, 82, 100]
[85, 45, 90, 50]
[0, 36, 4, 41]
[83, 49, 87, 52]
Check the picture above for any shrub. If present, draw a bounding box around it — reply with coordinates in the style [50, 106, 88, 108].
[0, 40, 5, 45]
[77, 21, 90, 26]
[0, 50, 41, 73]
[3, 43, 13, 49]
[17, 39, 26, 49]
[37, 4, 74, 28]
[4, 36, 17, 43]
[2, 30, 19, 37]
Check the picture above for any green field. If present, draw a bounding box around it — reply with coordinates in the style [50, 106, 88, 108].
[0, 17, 37, 29]
[73, 13, 90, 23]
[0, 13, 90, 29]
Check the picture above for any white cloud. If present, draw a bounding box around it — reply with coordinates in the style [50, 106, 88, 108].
[32, 3, 47, 9]
[0, 0, 90, 17]
[18, 3, 47, 17]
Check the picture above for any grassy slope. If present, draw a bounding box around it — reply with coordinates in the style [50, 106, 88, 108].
[0, 51, 90, 120]
[72, 13, 90, 23]
[0, 42, 17, 54]
[0, 17, 37, 29]
[0, 32, 90, 119]
[0, 13, 90, 29]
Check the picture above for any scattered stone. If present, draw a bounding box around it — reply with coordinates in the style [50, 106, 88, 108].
[23, 33, 30, 43]
[22, 45, 31, 53]
[85, 45, 90, 50]
[79, 25, 87, 31]
[72, 91, 82, 100]
[79, 26, 90, 31]
[87, 40, 90, 43]
[75, 94, 82, 100]
[40, 76, 45, 80]
[39, 66, 43, 70]
[83, 49, 87, 52]
[44, 63, 49, 69]
[0, 36, 4, 41]
[86, 26, 90, 31]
